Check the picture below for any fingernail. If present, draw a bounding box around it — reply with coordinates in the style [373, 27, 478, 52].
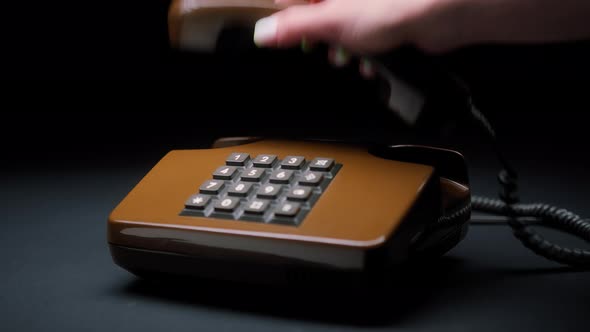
[332, 47, 350, 67]
[254, 16, 278, 47]
[360, 58, 376, 79]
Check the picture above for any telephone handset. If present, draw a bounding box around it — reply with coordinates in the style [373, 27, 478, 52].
[166, 0, 468, 128]
[106, 0, 590, 285]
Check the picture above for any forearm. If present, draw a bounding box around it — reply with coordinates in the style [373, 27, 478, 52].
[456, 0, 590, 45]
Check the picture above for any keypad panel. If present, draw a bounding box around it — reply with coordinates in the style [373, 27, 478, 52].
[180, 152, 342, 226]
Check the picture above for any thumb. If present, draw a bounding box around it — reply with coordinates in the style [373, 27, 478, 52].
[253, 2, 342, 48]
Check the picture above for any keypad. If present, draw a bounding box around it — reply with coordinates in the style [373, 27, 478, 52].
[180, 152, 342, 226]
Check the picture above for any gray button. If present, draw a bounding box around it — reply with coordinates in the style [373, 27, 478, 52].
[213, 166, 238, 180]
[287, 186, 312, 201]
[244, 199, 270, 214]
[269, 170, 294, 184]
[227, 182, 253, 197]
[299, 171, 324, 186]
[274, 202, 301, 217]
[214, 196, 240, 212]
[185, 194, 211, 210]
[257, 183, 282, 199]
[310, 158, 335, 171]
[226, 153, 250, 166]
[241, 168, 265, 182]
[281, 156, 305, 169]
[199, 180, 225, 194]
[252, 154, 277, 168]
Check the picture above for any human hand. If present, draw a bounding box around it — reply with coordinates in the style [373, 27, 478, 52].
[253, 0, 463, 76]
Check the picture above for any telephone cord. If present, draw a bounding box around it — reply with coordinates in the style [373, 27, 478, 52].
[465, 93, 590, 268]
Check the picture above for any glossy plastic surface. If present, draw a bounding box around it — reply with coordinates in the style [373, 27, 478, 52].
[109, 139, 434, 246]
[107, 139, 440, 273]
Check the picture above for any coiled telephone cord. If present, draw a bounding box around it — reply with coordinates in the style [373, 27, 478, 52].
[467, 95, 590, 268]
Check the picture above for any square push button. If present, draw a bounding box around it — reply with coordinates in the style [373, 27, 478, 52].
[244, 199, 270, 214]
[214, 196, 240, 212]
[281, 156, 305, 169]
[252, 154, 277, 168]
[299, 171, 324, 186]
[309, 158, 334, 171]
[213, 166, 237, 180]
[226, 153, 250, 166]
[227, 182, 253, 197]
[274, 202, 301, 217]
[241, 168, 265, 182]
[269, 170, 294, 184]
[199, 180, 225, 195]
[287, 186, 312, 201]
[257, 183, 282, 199]
[185, 194, 211, 210]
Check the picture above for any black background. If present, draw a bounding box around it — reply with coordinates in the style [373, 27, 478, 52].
[3, 1, 590, 155]
[2, 1, 590, 331]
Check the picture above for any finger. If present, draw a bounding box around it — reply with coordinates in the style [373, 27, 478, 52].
[254, 2, 341, 48]
[328, 46, 351, 67]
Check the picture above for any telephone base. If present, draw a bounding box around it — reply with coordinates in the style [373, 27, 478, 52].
[107, 138, 471, 286]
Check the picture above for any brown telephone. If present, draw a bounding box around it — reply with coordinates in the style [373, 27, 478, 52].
[107, 137, 471, 285]
[106, 0, 590, 284]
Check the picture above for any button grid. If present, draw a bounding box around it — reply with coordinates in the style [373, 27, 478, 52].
[180, 153, 342, 226]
